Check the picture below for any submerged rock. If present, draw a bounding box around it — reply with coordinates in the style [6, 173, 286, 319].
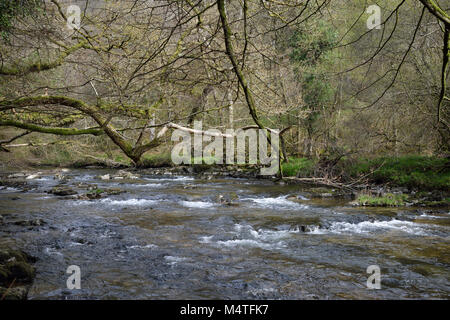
[13, 219, 45, 227]
[77, 187, 125, 200]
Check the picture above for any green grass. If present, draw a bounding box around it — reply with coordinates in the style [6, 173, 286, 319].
[281, 157, 315, 177]
[357, 193, 409, 207]
[348, 155, 450, 191]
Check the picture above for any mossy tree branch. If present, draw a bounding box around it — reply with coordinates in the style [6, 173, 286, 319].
[0, 119, 103, 136]
[419, 0, 450, 26]
[0, 95, 164, 164]
[0, 41, 88, 76]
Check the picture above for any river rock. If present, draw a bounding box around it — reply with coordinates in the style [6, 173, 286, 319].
[105, 188, 125, 195]
[349, 200, 359, 206]
[114, 170, 139, 180]
[75, 182, 94, 189]
[25, 172, 42, 180]
[54, 173, 71, 181]
[87, 184, 98, 191]
[13, 219, 45, 227]
[217, 194, 239, 206]
[86, 192, 102, 199]
[50, 186, 78, 196]
[7, 173, 27, 179]
[100, 174, 110, 180]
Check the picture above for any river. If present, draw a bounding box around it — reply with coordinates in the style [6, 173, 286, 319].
[0, 169, 448, 299]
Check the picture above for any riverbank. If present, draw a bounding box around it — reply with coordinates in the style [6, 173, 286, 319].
[1, 153, 449, 209]
[1, 161, 449, 209]
[0, 247, 36, 300]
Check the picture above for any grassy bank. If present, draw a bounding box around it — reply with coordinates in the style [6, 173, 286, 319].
[1, 136, 448, 192]
[347, 155, 449, 191]
[280, 155, 449, 191]
[281, 157, 315, 177]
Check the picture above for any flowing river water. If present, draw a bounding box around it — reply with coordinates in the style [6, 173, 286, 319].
[0, 169, 449, 299]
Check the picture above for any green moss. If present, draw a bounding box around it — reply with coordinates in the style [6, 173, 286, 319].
[357, 193, 409, 207]
[0, 119, 103, 136]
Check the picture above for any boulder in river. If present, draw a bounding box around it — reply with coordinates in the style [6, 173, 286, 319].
[25, 172, 42, 180]
[86, 192, 102, 199]
[114, 170, 140, 180]
[99, 174, 111, 180]
[50, 186, 78, 196]
[7, 173, 27, 179]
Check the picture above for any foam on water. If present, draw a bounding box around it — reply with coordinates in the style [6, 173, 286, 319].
[103, 198, 158, 206]
[234, 223, 300, 241]
[180, 200, 215, 208]
[199, 235, 214, 243]
[145, 176, 194, 182]
[242, 195, 307, 210]
[44, 247, 63, 257]
[128, 244, 158, 249]
[0, 187, 20, 192]
[203, 224, 298, 250]
[419, 213, 449, 219]
[309, 219, 431, 236]
[121, 182, 165, 189]
[164, 256, 188, 265]
[216, 239, 279, 249]
[74, 198, 158, 207]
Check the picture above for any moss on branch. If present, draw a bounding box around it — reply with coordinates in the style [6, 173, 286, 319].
[0, 41, 87, 76]
[0, 119, 103, 136]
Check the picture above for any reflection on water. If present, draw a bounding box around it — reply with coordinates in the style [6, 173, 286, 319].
[0, 169, 449, 299]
